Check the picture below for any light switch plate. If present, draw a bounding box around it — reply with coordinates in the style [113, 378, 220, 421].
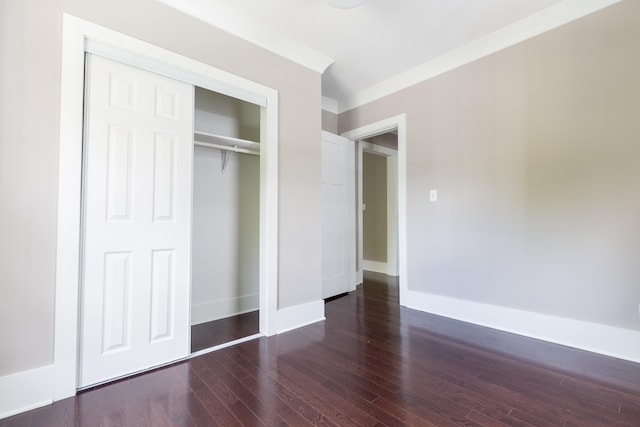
[429, 190, 438, 202]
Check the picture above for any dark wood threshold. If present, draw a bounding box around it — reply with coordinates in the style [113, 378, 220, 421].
[191, 310, 259, 353]
[323, 292, 348, 303]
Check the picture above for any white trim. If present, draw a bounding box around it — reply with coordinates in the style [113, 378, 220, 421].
[260, 102, 279, 337]
[341, 116, 403, 141]
[356, 141, 363, 285]
[157, 0, 334, 74]
[386, 154, 398, 276]
[54, 13, 278, 402]
[0, 365, 53, 419]
[53, 13, 85, 402]
[321, 129, 350, 145]
[321, 96, 339, 114]
[276, 300, 325, 334]
[405, 290, 640, 363]
[342, 115, 407, 303]
[191, 294, 259, 325]
[362, 260, 389, 275]
[85, 39, 267, 107]
[361, 140, 397, 157]
[189, 333, 262, 358]
[338, 0, 623, 113]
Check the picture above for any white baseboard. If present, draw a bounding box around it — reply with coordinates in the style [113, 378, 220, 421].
[0, 364, 53, 420]
[362, 260, 389, 275]
[404, 290, 640, 364]
[191, 293, 259, 325]
[276, 300, 325, 334]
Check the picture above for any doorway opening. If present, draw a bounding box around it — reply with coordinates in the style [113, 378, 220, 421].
[341, 114, 407, 305]
[190, 87, 261, 354]
[359, 133, 399, 282]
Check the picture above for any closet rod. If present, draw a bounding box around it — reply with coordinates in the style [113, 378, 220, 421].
[194, 140, 260, 156]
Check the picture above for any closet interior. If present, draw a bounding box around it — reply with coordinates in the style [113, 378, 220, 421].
[190, 87, 261, 353]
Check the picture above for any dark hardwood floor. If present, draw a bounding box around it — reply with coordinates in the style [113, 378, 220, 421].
[4, 271, 640, 426]
[191, 311, 260, 353]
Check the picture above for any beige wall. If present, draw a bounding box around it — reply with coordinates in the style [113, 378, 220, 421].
[0, 0, 322, 377]
[363, 152, 387, 262]
[340, 0, 640, 332]
[0, 0, 62, 377]
[322, 109, 338, 133]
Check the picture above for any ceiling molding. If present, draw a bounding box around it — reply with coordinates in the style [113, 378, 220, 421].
[321, 96, 339, 114]
[337, 0, 622, 114]
[158, 0, 335, 74]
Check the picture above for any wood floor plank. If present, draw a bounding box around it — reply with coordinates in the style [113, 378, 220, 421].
[318, 378, 409, 427]
[275, 359, 379, 427]
[4, 271, 640, 426]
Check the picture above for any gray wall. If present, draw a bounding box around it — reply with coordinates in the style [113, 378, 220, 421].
[363, 152, 387, 263]
[0, 0, 322, 377]
[340, 0, 640, 332]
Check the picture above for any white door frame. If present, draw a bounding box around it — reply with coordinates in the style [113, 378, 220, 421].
[341, 115, 407, 302]
[54, 14, 278, 401]
[358, 141, 398, 278]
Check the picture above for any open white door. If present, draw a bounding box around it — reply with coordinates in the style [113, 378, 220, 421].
[321, 131, 356, 299]
[80, 55, 194, 387]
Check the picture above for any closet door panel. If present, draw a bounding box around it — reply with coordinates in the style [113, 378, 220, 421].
[152, 133, 176, 221]
[81, 55, 193, 388]
[150, 249, 175, 342]
[102, 251, 133, 353]
[105, 125, 134, 221]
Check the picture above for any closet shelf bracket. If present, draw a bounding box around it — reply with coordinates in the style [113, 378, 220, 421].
[221, 148, 234, 173]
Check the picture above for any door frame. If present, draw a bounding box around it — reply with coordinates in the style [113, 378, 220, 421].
[54, 14, 279, 400]
[340, 115, 407, 302]
[358, 141, 398, 279]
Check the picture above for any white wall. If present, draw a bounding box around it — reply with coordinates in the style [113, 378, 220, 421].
[191, 147, 259, 324]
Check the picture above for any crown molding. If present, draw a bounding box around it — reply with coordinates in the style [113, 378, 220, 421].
[158, 0, 335, 74]
[321, 96, 339, 114]
[338, 0, 622, 113]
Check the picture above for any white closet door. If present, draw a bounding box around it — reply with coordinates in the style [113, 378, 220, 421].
[80, 55, 194, 387]
[321, 131, 356, 299]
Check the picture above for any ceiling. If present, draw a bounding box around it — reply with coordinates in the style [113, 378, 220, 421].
[159, 0, 615, 111]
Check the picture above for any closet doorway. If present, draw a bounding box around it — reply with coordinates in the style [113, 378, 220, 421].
[190, 88, 261, 353]
[74, 45, 277, 390]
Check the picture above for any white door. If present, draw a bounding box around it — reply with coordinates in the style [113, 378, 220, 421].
[321, 131, 356, 299]
[80, 55, 194, 387]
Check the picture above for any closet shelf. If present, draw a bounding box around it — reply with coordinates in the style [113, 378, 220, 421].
[194, 131, 260, 156]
